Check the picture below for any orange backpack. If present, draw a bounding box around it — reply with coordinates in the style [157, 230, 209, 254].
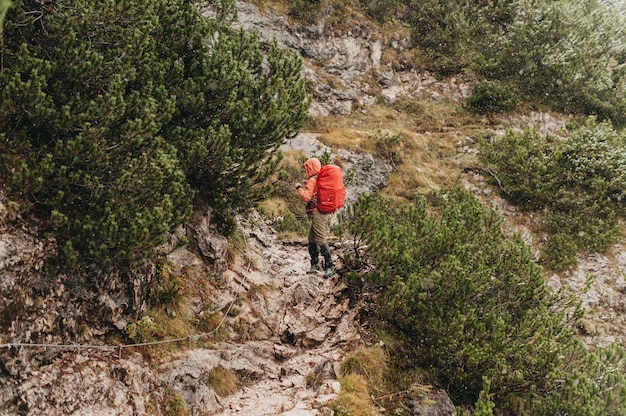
[316, 164, 346, 214]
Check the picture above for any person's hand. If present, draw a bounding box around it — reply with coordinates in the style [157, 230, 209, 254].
[295, 183, 303, 190]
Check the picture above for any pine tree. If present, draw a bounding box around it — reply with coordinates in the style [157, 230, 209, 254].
[0, 0, 309, 266]
[341, 189, 584, 407]
[162, 21, 309, 231]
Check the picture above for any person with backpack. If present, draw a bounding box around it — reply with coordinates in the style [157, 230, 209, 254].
[295, 157, 344, 278]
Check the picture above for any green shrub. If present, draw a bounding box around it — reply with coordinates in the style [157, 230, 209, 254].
[374, 129, 403, 165]
[479, 128, 557, 211]
[1, 0, 194, 268]
[473, 378, 495, 416]
[480, 120, 626, 270]
[0, 0, 9, 33]
[402, 0, 626, 124]
[541, 233, 578, 272]
[0, 0, 308, 267]
[340, 189, 582, 406]
[528, 342, 626, 415]
[271, 209, 308, 235]
[165, 388, 189, 416]
[463, 81, 518, 114]
[405, 0, 471, 75]
[289, 0, 322, 23]
[359, 0, 402, 22]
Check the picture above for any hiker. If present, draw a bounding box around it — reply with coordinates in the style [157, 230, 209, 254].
[296, 157, 335, 278]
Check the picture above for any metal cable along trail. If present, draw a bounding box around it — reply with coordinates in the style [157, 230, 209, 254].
[0, 235, 253, 357]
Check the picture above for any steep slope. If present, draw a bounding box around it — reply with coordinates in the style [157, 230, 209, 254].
[0, 219, 353, 415]
[3, 1, 626, 415]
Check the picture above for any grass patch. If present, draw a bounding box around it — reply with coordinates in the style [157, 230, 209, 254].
[151, 262, 187, 316]
[123, 262, 224, 357]
[328, 374, 378, 416]
[341, 346, 387, 386]
[124, 310, 195, 358]
[308, 103, 483, 198]
[165, 387, 188, 416]
[197, 311, 230, 341]
[206, 366, 239, 397]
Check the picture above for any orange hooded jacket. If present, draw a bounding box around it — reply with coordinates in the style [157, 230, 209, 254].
[297, 157, 321, 207]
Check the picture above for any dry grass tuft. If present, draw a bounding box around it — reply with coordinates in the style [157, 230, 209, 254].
[319, 128, 372, 153]
[300, 99, 489, 202]
[329, 374, 378, 416]
[258, 197, 289, 218]
[340, 346, 388, 384]
[206, 366, 239, 397]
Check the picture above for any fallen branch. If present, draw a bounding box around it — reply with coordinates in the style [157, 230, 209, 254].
[461, 165, 511, 197]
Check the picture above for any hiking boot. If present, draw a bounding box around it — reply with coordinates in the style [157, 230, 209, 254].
[308, 243, 319, 273]
[323, 266, 335, 278]
[307, 264, 321, 274]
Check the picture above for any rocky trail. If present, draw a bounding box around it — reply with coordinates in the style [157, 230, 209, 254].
[0, 132, 392, 415]
[170, 135, 386, 415]
[206, 229, 361, 416]
[0, 214, 364, 416]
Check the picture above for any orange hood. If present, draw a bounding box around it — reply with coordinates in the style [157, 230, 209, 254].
[304, 158, 321, 178]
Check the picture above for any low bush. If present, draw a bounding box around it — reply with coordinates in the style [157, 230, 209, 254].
[339, 188, 590, 409]
[0, 0, 308, 268]
[463, 81, 518, 114]
[480, 119, 626, 270]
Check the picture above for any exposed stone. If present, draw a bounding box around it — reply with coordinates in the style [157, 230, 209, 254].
[232, 1, 473, 118]
[408, 389, 456, 416]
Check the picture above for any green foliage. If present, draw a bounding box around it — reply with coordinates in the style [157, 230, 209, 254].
[340, 347, 387, 386]
[463, 81, 518, 115]
[528, 342, 626, 415]
[374, 129, 403, 164]
[473, 378, 495, 416]
[478, 128, 558, 211]
[540, 233, 578, 272]
[340, 188, 583, 407]
[402, 0, 626, 124]
[271, 208, 308, 235]
[328, 374, 377, 416]
[1, 0, 194, 268]
[288, 0, 322, 23]
[0, 0, 9, 35]
[165, 388, 189, 416]
[124, 315, 165, 344]
[167, 26, 309, 232]
[359, 0, 402, 23]
[480, 120, 626, 270]
[405, 0, 472, 75]
[0, 0, 308, 267]
[476, 0, 626, 123]
[152, 262, 186, 315]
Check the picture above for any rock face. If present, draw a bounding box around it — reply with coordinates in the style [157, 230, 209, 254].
[233, 1, 473, 117]
[0, 195, 154, 368]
